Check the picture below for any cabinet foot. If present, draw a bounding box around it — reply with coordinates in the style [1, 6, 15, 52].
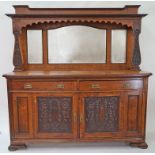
[129, 142, 148, 149]
[8, 143, 27, 151]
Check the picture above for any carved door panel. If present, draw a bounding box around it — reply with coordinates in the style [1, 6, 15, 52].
[12, 93, 33, 138]
[33, 93, 78, 139]
[124, 91, 144, 137]
[79, 93, 125, 139]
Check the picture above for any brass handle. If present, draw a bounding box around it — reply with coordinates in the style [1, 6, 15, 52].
[91, 84, 100, 89]
[123, 83, 131, 89]
[24, 83, 32, 89]
[56, 84, 64, 89]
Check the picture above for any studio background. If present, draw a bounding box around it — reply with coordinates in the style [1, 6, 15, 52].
[0, 1, 155, 153]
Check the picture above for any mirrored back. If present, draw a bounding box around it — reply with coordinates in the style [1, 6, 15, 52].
[48, 26, 106, 64]
[27, 30, 43, 64]
[27, 26, 127, 65]
[111, 30, 127, 63]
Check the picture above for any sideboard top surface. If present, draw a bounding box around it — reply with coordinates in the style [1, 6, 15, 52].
[3, 70, 152, 79]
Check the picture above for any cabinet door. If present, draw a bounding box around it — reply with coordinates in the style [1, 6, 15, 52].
[79, 93, 125, 139]
[33, 93, 78, 139]
[12, 93, 33, 138]
[125, 91, 144, 137]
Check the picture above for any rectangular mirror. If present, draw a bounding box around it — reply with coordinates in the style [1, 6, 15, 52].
[111, 30, 127, 63]
[48, 26, 106, 64]
[27, 30, 43, 64]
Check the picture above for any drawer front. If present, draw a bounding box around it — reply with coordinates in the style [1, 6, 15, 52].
[79, 80, 143, 91]
[10, 81, 77, 91]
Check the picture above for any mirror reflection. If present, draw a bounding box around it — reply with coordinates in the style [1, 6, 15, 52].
[111, 30, 127, 63]
[48, 26, 106, 63]
[27, 30, 43, 64]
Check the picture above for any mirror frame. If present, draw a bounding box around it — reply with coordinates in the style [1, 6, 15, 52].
[24, 23, 131, 71]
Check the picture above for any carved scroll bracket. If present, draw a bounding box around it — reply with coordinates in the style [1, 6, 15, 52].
[132, 20, 141, 70]
[13, 30, 23, 71]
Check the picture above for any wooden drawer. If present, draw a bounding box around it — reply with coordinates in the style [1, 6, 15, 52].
[10, 81, 77, 91]
[79, 80, 143, 91]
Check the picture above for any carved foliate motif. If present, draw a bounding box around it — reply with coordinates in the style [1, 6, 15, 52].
[38, 97, 72, 133]
[84, 96, 119, 132]
[132, 29, 141, 68]
[13, 31, 23, 71]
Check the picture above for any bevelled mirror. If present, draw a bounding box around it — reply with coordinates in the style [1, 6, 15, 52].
[111, 30, 127, 63]
[27, 30, 43, 64]
[48, 26, 106, 63]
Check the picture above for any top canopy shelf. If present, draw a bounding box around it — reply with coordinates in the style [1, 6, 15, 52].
[6, 5, 147, 17]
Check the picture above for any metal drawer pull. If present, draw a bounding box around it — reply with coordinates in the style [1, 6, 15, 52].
[91, 84, 100, 89]
[56, 84, 64, 89]
[123, 83, 131, 89]
[24, 83, 32, 89]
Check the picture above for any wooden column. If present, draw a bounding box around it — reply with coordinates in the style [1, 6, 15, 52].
[106, 29, 111, 64]
[42, 30, 48, 65]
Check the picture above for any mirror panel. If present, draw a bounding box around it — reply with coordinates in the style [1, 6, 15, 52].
[27, 30, 43, 64]
[48, 26, 106, 63]
[111, 30, 127, 63]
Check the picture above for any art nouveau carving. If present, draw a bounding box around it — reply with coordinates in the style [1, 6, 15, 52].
[132, 29, 141, 69]
[13, 31, 23, 71]
[38, 97, 72, 133]
[84, 96, 119, 132]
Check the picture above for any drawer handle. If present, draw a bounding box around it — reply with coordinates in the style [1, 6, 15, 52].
[56, 84, 64, 89]
[123, 83, 131, 89]
[24, 83, 32, 89]
[91, 84, 100, 89]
